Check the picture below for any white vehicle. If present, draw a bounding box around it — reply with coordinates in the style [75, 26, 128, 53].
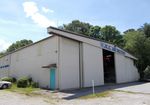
[0, 81, 12, 89]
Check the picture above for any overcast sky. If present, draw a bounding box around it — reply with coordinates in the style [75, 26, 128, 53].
[0, 0, 150, 51]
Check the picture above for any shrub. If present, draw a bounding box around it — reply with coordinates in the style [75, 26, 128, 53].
[144, 65, 150, 79]
[12, 77, 17, 83]
[1, 77, 13, 82]
[17, 77, 28, 88]
[31, 82, 39, 88]
[28, 77, 32, 85]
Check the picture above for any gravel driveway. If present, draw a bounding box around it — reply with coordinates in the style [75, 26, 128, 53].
[1, 82, 150, 105]
[0, 90, 55, 105]
[1, 90, 150, 105]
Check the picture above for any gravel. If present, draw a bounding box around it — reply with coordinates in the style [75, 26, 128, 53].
[1, 82, 150, 105]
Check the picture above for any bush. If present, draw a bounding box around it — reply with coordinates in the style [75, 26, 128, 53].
[31, 82, 39, 88]
[17, 77, 28, 88]
[12, 77, 17, 83]
[28, 77, 32, 85]
[144, 65, 150, 79]
[1, 77, 13, 82]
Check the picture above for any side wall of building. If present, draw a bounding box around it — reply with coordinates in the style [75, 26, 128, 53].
[9, 36, 59, 88]
[0, 55, 11, 78]
[115, 53, 139, 83]
[59, 37, 80, 90]
[83, 43, 104, 87]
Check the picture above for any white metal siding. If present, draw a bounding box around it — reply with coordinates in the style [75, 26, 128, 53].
[115, 53, 139, 83]
[9, 36, 58, 88]
[59, 37, 80, 90]
[0, 55, 10, 78]
[83, 43, 104, 87]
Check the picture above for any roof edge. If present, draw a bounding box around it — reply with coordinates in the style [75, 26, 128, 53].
[48, 26, 138, 60]
[0, 35, 54, 58]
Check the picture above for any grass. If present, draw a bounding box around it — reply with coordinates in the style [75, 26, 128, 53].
[80, 91, 112, 99]
[113, 90, 144, 94]
[6, 83, 40, 96]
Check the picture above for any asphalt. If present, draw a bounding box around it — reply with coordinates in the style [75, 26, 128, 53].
[115, 82, 150, 94]
[58, 82, 150, 99]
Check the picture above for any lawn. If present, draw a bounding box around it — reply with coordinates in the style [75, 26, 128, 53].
[80, 91, 112, 99]
[6, 83, 40, 95]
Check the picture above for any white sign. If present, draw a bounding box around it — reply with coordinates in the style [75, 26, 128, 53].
[101, 42, 125, 55]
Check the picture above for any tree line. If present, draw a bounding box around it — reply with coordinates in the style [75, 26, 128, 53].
[0, 39, 33, 57]
[0, 20, 150, 79]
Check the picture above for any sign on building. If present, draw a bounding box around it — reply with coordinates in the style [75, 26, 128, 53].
[100, 42, 125, 55]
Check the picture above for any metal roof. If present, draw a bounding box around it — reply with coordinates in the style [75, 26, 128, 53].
[0, 26, 137, 60]
[48, 26, 137, 60]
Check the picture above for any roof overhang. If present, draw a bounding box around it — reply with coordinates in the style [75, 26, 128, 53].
[42, 63, 56, 68]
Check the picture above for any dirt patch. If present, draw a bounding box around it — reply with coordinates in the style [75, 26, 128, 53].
[1, 90, 150, 105]
[57, 91, 150, 105]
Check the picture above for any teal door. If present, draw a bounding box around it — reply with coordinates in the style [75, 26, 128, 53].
[50, 68, 56, 90]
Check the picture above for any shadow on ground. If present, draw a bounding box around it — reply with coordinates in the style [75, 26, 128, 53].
[59, 82, 146, 100]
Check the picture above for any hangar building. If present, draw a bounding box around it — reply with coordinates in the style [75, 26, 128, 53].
[0, 27, 139, 90]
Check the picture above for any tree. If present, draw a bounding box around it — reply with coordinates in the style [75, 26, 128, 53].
[138, 23, 150, 38]
[101, 25, 123, 46]
[63, 20, 92, 35]
[89, 26, 101, 38]
[63, 20, 123, 47]
[124, 31, 150, 78]
[7, 39, 33, 53]
[0, 52, 5, 57]
[123, 29, 135, 34]
[144, 66, 150, 79]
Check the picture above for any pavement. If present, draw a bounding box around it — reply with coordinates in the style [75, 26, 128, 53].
[115, 82, 150, 94]
[57, 82, 150, 99]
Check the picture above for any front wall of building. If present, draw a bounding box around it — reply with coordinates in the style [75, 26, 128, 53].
[83, 43, 104, 87]
[59, 37, 80, 90]
[9, 36, 59, 88]
[115, 53, 139, 83]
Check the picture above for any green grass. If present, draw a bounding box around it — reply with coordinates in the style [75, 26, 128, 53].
[113, 90, 142, 94]
[6, 83, 40, 95]
[80, 91, 112, 99]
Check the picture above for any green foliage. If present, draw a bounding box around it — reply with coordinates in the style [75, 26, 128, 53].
[63, 20, 123, 47]
[124, 30, 150, 78]
[80, 91, 111, 99]
[17, 77, 39, 88]
[7, 84, 40, 95]
[63, 20, 92, 35]
[139, 23, 150, 38]
[89, 26, 101, 38]
[144, 66, 150, 79]
[1, 77, 13, 82]
[101, 25, 121, 42]
[17, 77, 28, 88]
[31, 82, 39, 88]
[7, 39, 33, 53]
[12, 77, 17, 83]
[0, 52, 5, 57]
[123, 29, 135, 34]
[28, 77, 33, 85]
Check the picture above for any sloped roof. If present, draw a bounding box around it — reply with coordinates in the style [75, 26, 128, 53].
[0, 26, 137, 60]
[47, 26, 137, 60]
